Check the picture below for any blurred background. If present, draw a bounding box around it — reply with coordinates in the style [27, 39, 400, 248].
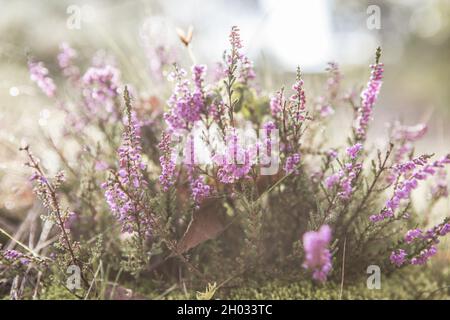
[0, 0, 449, 225]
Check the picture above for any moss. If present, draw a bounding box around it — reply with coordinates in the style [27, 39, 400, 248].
[222, 270, 449, 300]
[161, 267, 449, 300]
[39, 283, 81, 300]
[25, 265, 449, 300]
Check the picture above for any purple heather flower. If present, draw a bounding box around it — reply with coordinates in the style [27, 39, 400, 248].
[371, 154, 450, 223]
[229, 26, 243, 50]
[213, 130, 257, 184]
[188, 172, 211, 209]
[410, 246, 437, 265]
[158, 131, 177, 191]
[289, 68, 306, 121]
[270, 90, 284, 118]
[390, 122, 427, 163]
[225, 26, 255, 84]
[327, 149, 338, 159]
[164, 65, 206, 133]
[3, 249, 22, 261]
[284, 153, 301, 175]
[325, 172, 340, 189]
[95, 161, 109, 171]
[346, 143, 363, 159]
[390, 249, 407, 267]
[82, 65, 120, 116]
[324, 163, 361, 200]
[238, 55, 256, 84]
[63, 211, 78, 230]
[431, 169, 448, 199]
[103, 110, 151, 235]
[261, 121, 277, 157]
[57, 42, 79, 80]
[404, 229, 423, 244]
[28, 59, 57, 97]
[302, 225, 332, 282]
[325, 61, 342, 99]
[355, 49, 383, 140]
[319, 104, 335, 118]
[145, 44, 177, 81]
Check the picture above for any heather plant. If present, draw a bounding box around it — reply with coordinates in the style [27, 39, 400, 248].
[1, 26, 449, 300]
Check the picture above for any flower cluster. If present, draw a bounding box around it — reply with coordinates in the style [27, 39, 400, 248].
[28, 59, 57, 97]
[158, 131, 177, 191]
[430, 169, 448, 200]
[189, 175, 212, 209]
[325, 146, 363, 200]
[346, 143, 363, 159]
[302, 225, 333, 282]
[82, 65, 121, 116]
[224, 25, 255, 85]
[315, 62, 342, 118]
[289, 67, 307, 122]
[324, 61, 342, 100]
[354, 47, 383, 140]
[390, 221, 450, 267]
[370, 154, 450, 222]
[270, 89, 284, 118]
[57, 42, 80, 81]
[102, 88, 152, 236]
[390, 249, 407, 267]
[1, 249, 30, 265]
[390, 122, 427, 162]
[164, 65, 206, 132]
[213, 130, 257, 184]
[284, 153, 301, 175]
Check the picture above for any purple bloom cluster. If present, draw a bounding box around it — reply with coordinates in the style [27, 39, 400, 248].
[284, 153, 301, 175]
[28, 59, 57, 97]
[102, 111, 151, 235]
[355, 53, 384, 140]
[3, 249, 22, 260]
[370, 154, 450, 222]
[318, 104, 335, 118]
[431, 169, 448, 199]
[158, 131, 177, 191]
[229, 26, 243, 51]
[213, 131, 257, 184]
[82, 65, 120, 116]
[189, 175, 212, 209]
[57, 42, 79, 80]
[238, 55, 256, 84]
[390, 249, 407, 267]
[325, 61, 342, 100]
[346, 143, 363, 159]
[391, 122, 427, 162]
[315, 62, 341, 118]
[270, 89, 284, 118]
[225, 26, 255, 85]
[164, 65, 206, 133]
[289, 69, 307, 121]
[146, 45, 177, 81]
[1, 249, 30, 265]
[410, 246, 437, 265]
[325, 162, 362, 200]
[390, 221, 450, 267]
[302, 225, 332, 282]
[405, 228, 423, 243]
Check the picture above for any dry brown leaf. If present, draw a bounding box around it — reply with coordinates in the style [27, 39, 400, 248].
[176, 198, 227, 254]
